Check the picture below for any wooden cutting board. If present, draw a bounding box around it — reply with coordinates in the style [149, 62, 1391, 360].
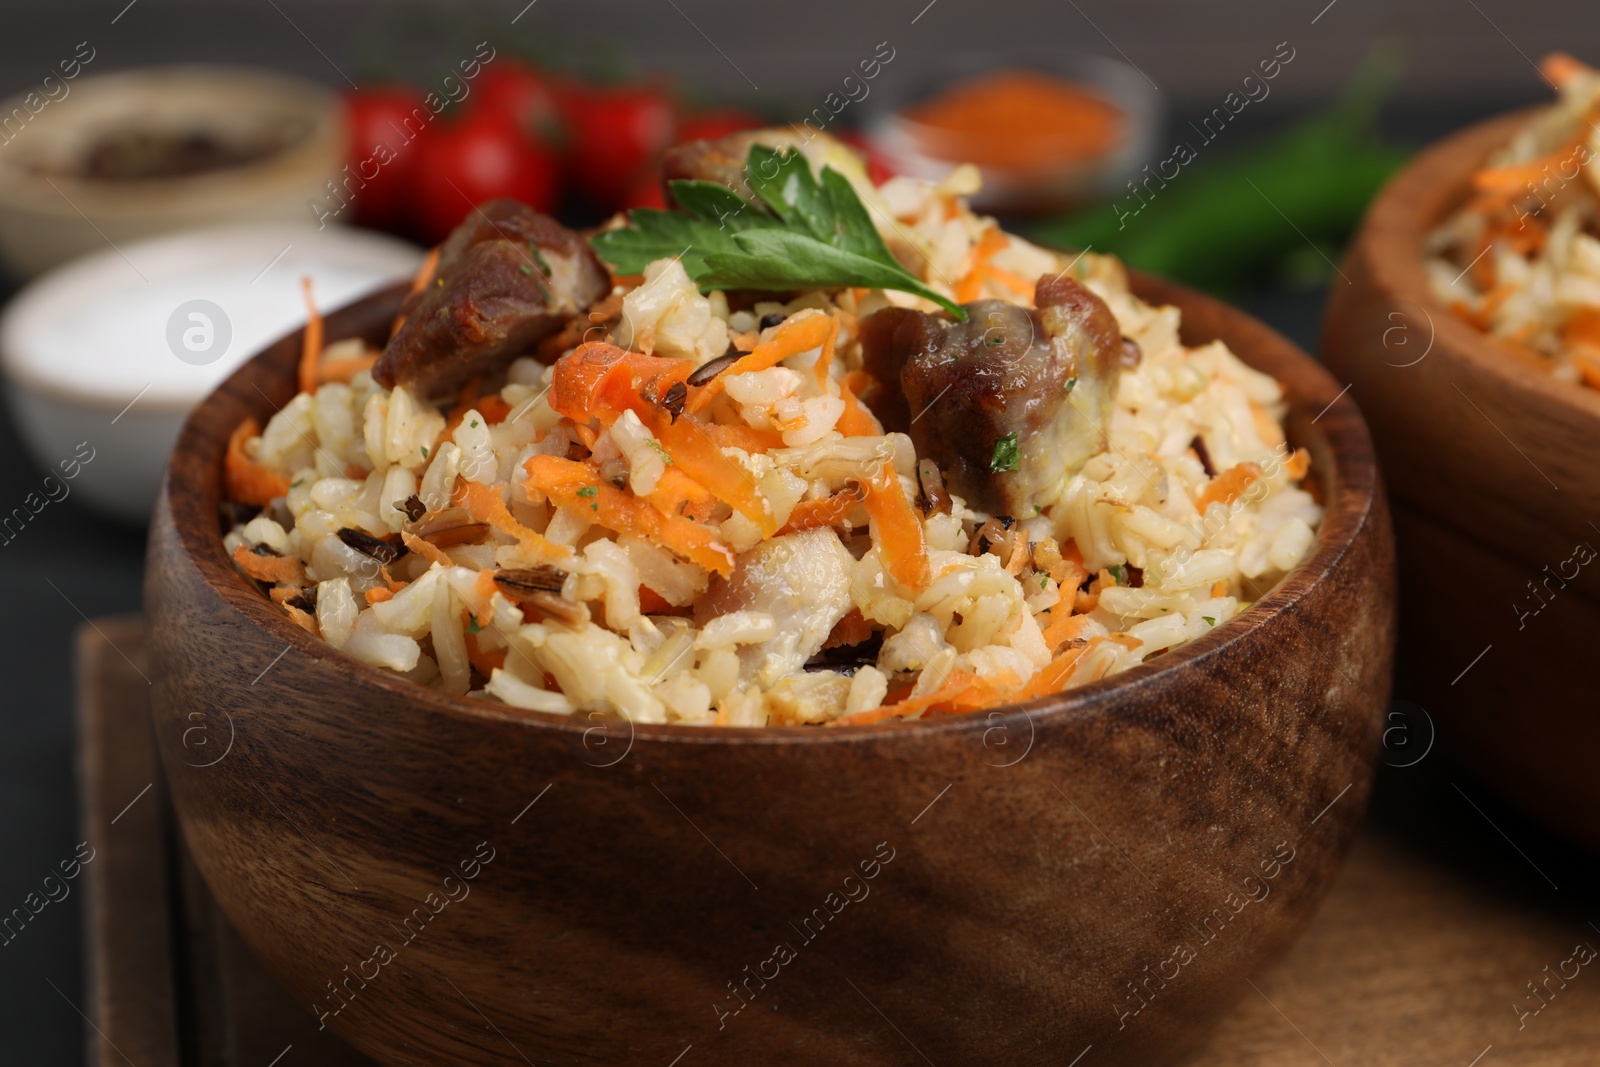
[77, 618, 1600, 1065]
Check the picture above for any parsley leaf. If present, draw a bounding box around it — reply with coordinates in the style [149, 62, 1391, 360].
[1108, 564, 1125, 583]
[1063, 377, 1078, 394]
[990, 432, 1019, 473]
[591, 144, 966, 320]
[576, 485, 598, 498]
[1202, 615, 1216, 626]
[466, 617, 484, 635]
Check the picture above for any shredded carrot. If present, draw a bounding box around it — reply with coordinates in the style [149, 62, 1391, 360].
[778, 485, 864, 535]
[224, 417, 291, 506]
[317, 353, 378, 384]
[477, 395, 513, 423]
[1284, 447, 1311, 481]
[524, 454, 736, 575]
[1541, 52, 1591, 88]
[365, 586, 395, 605]
[401, 530, 453, 568]
[956, 227, 1008, 303]
[687, 312, 834, 414]
[646, 467, 716, 519]
[232, 543, 307, 586]
[638, 584, 675, 615]
[1211, 580, 1228, 598]
[464, 629, 507, 676]
[824, 608, 873, 649]
[1196, 462, 1264, 510]
[390, 246, 442, 338]
[1562, 306, 1600, 349]
[813, 313, 840, 389]
[653, 418, 777, 535]
[453, 479, 571, 564]
[836, 377, 883, 437]
[860, 461, 929, 589]
[1013, 645, 1090, 701]
[297, 277, 323, 397]
[698, 423, 786, 453]
[1574, 349, 1600, 390]
[550, 343, 691, 426]
[1040, 609, 1092, 654]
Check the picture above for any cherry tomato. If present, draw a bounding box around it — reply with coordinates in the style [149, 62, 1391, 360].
[412, 112, 560, 242]
[676, 108, 764, 143]
[341, 88, 429, 229]
[472, 60, 559, 142]
[619, 170, 667, 211]
[558, 82, 675, 210]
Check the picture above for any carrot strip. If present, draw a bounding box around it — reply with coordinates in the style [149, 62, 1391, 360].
[298, 277, 323, 397]
[524, 454, 736, 575]
[1196, 462, 1264, 510]
[654, 418, 776, 535]
[1040, 610, 1092, 655]
[1013, 644, 1091, 701]
[318, 354, 378, 384]
[778, 486, 864, 535]
[1284, 447, 1311, 481]
[813, 313, 840, 389]
[836, 378, 883, 437]
[365, 586, 395, 605]
[687, 312, 833, 414]
[955, 227, 1008, 303]
[699, 423, 786, 453]
[453, 479, 572, 564]
[861, 461, 929, 589]
[464, 629, 507, 676]
[224, 418, 291, 506]
[232, 544, 307, 586]
[550, 343, 691, 425]
[401, 531, 453, 568]
[647, 467, 716, 518]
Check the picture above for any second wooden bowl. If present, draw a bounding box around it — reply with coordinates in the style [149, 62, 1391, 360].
[1324, 110, 1600, 851]
[147, 278, 1394, 1066]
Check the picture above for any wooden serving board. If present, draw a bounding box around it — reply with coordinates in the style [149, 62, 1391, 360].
[78, 618, 1600, 1066]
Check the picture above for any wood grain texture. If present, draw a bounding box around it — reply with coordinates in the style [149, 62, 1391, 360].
[78, 617, 182, 1067]
[1323, 110, 1600, 852]
[88, 621, 1600, 1067]
[144, 280, 1395, 1067]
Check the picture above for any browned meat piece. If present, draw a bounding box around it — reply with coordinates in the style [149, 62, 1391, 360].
[858, 275, 1125, 517]
[373, 200, 610, 400]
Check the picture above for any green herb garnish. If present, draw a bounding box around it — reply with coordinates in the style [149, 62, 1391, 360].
[466, 617, 484, 634]
[1039, 574, 1050, 590]
[1108, 564, 1125, 583]
[1063, 377, 1078, 394]
[646, 439, 673, 464]
[1202, 616, 1216, 626]
[577, 485, 598, 498]
[591, 144, 966, 320]
[470, 419, 480, 428]
[420, 446, 429, 459]
[519, 264, 533, 276]
[989, 432, 1019, 473]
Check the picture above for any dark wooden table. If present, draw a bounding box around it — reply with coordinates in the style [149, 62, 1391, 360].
[78, 618, 1600, 1065]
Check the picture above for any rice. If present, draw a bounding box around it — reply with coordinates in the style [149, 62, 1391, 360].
[222, 165, 1322, 728]
[1425, 53, 1600, 388]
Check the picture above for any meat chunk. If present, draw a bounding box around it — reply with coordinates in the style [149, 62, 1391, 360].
[694, 528, 855, 687]
[373, 200, 610, 400]
[859, 275, 1124, 516]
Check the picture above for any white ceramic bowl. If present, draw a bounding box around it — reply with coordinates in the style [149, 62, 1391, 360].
[0, 65, 343, 278]
[0, 223, 421, 522]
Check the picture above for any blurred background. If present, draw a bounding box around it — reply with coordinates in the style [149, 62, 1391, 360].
[2, 1, 1597, 1062]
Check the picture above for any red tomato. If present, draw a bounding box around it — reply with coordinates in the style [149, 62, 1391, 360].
[412, 112, 560, 242]
[558, 82, 675, 210]
[620, 170, 667, 211]
[472, 60, 559, 142]
[676, 108, 764, 143]
[342, 88, 429, 229]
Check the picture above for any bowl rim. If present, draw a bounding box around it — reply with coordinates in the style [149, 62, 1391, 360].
[0, 64, 341, 215]
[1357, 105, 1600, 422]
[158, 273, 1379, 747]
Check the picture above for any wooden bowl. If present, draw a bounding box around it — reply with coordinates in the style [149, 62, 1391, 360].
[1323, 110, 1600, 852]
[146, 278, 1394, 1066]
